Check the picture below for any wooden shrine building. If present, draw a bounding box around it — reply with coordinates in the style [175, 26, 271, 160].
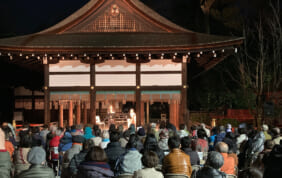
[0, 0, 243, 127]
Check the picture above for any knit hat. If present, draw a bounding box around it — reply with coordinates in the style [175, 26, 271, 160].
[27, 146, 46, 164]
[72, 135, 85, 143]
[137, 127, 146, 136]
[151, 123, 156, 128]
[226, 124, 232, 132]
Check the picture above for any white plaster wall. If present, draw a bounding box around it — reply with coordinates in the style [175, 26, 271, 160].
[96, 74, 136, 86]
[49, 74, 90, 87]
[141, 74, 182, 86]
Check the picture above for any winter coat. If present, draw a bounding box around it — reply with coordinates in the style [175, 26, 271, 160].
[16, 165, 55, 178]
[32, 133, 44, 147]
[78, 161, 114, 178]
[14, 147, 31, 176]
[91, 136, 102, 147]
[182, 148, 200, 165]
[133, 168, 164, 178]
[162, 148, 192, 177]
[105, 142, 125, 170]
[49, 136, 61, 160]
[59, 132, 72, 152]
[0, 151, 12, 178]
[214, 132, 226, 145]
[115, 148, 143, 176]
[263, 144, 282, 178]
[192, 166, 226, 178]
[63, 144, 83, 165]
[84, 127, 94, 140]
[69, 150, 88, 176]
[220, 153, 235, 175]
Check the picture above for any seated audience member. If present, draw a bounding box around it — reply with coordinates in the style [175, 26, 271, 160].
[215, 142, 235, 175]
[262, 124, 272, 141]
[119, 130, 130, 148]
[101, 130, 110, 149]
[223, 132, 238, 166]
[200, 123, 210, 137]
[69, 139, 95, 177]
[214, 126, 226, 145]
[239, 167, 263, 178]
[31, 126, 44, 147]
[158, 129, 169, 153]
[162, 136, 192, 177]
[91, 128, 102, 146]
[181, 136, 200, 165]
[4, 127, 14, 160]
[115, 134, 143, 176]
[208, 127, 218, 151]
[0, 128, 12, 178]
[134, 151, 164, 178]
[192, 151, 226, 178]
[272, 127, 282, 145]
[14, 134, 32, 176]
[40, 124, 50, 146]
[84, 126, 94, 140]
[236, 127, 248, 152]
[136, 127, 146, 151]
[105, 131, 125, 170]
[78, 146, 114, 177]
[17, 146, 55, 178]
[178, 123, 189, 138]
[263, 143, 282, 178]
[193, 129, 208, 153]
[142, 133, 165, 164]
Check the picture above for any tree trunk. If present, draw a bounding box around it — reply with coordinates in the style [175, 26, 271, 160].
[255, 95, 264, 130]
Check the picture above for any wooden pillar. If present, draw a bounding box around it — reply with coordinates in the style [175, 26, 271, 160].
[83, 102, 87, 125]
[90, 64, 96, 125]
[76, 102, 81, 125]
[135, 62, 141, 126]
[140, 102, 145, 126]
[59, 102, 64, 128]
[44, 64, 50, 124]
[146, 101, 150, 124]
[69, 100, 73, 126]
[180, 56, 188, 125]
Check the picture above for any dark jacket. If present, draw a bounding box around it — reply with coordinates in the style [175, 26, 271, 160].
[78, 161, 114, 178]
[214, 132, 226, 145]
[59, 132, 72, 152]
[17, 165, 55, 178]
[192, 166, 226, 178]
[69, 150, 88, 175]
[263, 144, 282, 178]
[182, 147, 200, 165]
[105, 142, 125, 170]
[0, 151, 12, 178]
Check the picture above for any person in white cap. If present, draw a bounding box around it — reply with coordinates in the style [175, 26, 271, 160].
[262, 124, 272, 141]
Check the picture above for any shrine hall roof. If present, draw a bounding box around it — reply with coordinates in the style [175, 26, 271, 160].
[0, 0, 242, 53]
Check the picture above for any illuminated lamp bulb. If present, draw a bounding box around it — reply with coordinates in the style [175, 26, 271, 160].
[174, 52, 177, 56]
[200, 51, 203, 55]
[187, 52, 190, 55]
[212, 50, 215, 53]
[110, 53, 112, 57]
[235, 48, 238, 53]
[49, 56, 53, 60]
[19, 53, 22, 57]
[32, 53, 35, 57]
[222, 49, 225, 53]
[61, 56, 64, 60]
[9, 56, 13, 60]
[87, 56, 90, 60]
[26, 56, 29, 59]
[99, 56, 102, 60]
[97, 53, 99, 57]
[84, 53, 87, 57]
[44, 53, 47, 57]
[0, 52, 1, 56]
[123, 53, 126, 57]
[213, 53, 217, 58]
[197, 53, 200, 58]
[8, 53, 11, 56]
[37, 56, 40, 60]
[57, 54, 60, 57]
[74, 56, 78, 60]
[173, 56, 176, 59]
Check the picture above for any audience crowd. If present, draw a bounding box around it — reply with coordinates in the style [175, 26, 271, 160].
[0, 121, 282, 178]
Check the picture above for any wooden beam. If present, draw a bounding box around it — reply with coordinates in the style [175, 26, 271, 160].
[136, 62, 141, 126]
[44, 64, 50, 124]
[180, 56, 188, 126]
[90, 64, 96, 125]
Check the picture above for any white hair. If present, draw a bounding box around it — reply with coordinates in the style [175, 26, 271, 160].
[262, 124, 269, 131]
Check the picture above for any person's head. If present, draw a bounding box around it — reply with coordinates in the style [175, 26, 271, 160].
[219, 125, 225, 132]
[19, 133, 32, 148]
[191, 125, 197, 131]
[215, 142, 229, 153]
[55, 128, 63, 136]
[87, 146, 108, 162]
[123, 130, 131, 139]
[117, 125, 124, 133]
[272, 127, 280, 137]
[168, 136, 181, 149]
[144, 133, 158, 151]
[65, 126, 71, 133]
[211, 127, 218, 135]
[102, 130, 109, 140]
[94, 128, 101, 137]
[239, 127, 247, 135]
[200, 123, 206, 129]
[205, 151, 224, 169]
[240, 168, 263, 178]
[181, 136, 192, 149]
[3, 127, 11, 140]
[142, 151, 159, 168]
[197, 129, 207, 139]
[43, 124, 48, 130]
[159, 130, 169, 139]
[126, 134, 138, 149]
[159, 121, 166, 129]
[83, 139, 94, 151]
[137, 127, 146, 137]
[27, 146, 46, 165]
[262, 124, 269, 131]
[76, 124, 83, 130]
[32, 127, 40, 134]
[110, 131, 120, 142]
[109, 124, 116, 132]
[179, 123, 186, 130]
[93, 125, 99, 132]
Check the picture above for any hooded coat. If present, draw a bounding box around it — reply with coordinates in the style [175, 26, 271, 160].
[84, 127, 94, 140]
[59, 132, 72, 152]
